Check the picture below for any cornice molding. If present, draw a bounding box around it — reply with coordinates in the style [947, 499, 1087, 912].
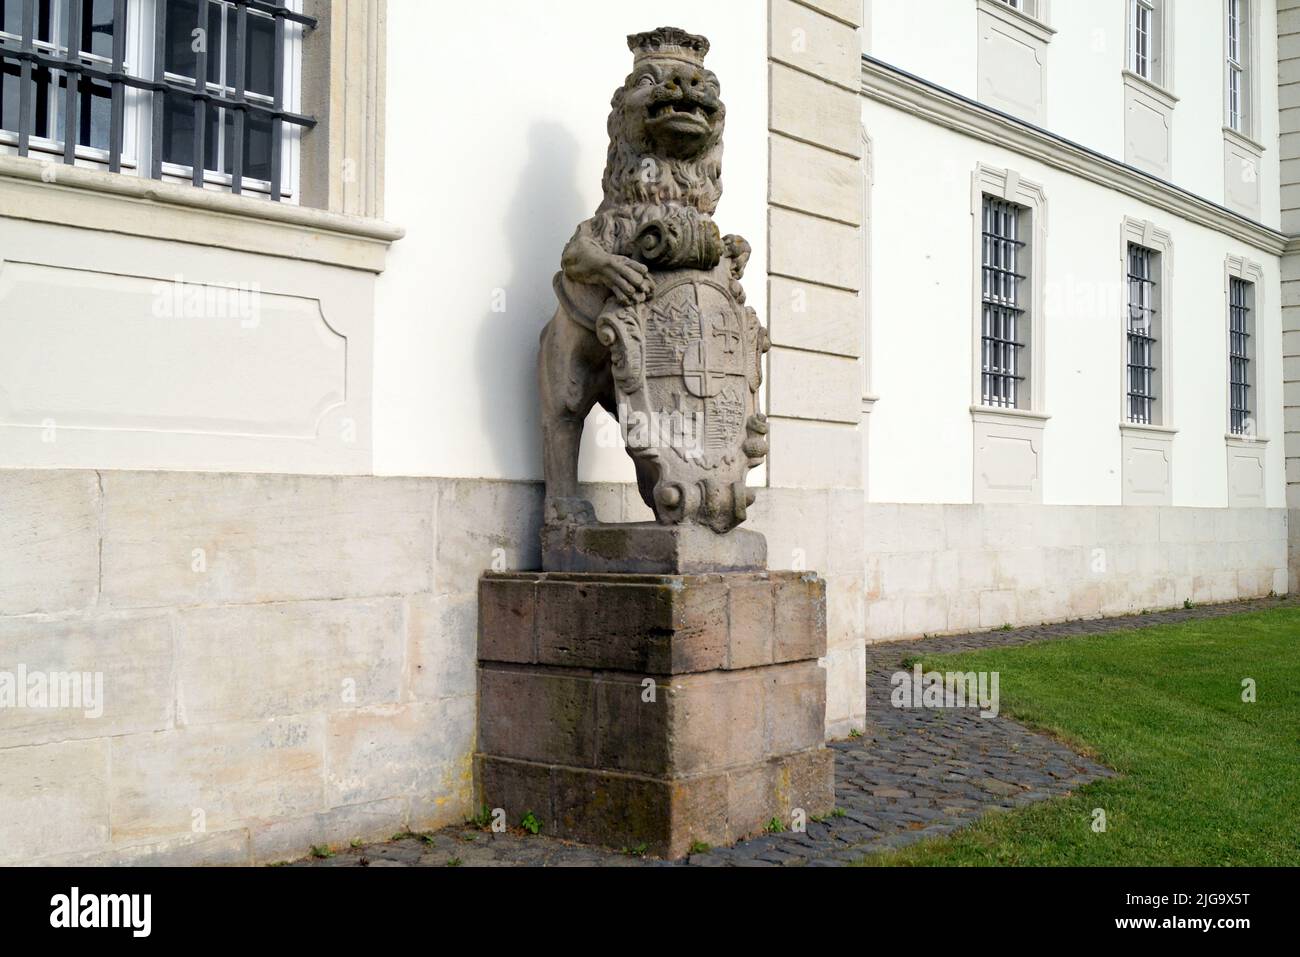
[861, 55, 1286, 257]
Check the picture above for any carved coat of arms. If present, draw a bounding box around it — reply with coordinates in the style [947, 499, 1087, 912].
[597, 257, 766, 531]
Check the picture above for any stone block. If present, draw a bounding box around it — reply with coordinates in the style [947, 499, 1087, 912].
[774, 573, 829, 661]
[669, 670, 768, 774]
[478, 666, 598, 768]
[407, 592, 479, 702]
[768, 275, 863, 357]
[822, 642, 865, 737]
[326, 697, 475, 808]
[0, 613, 173, 748]
[541, 522, 766, 574]
[762, 660, 829, 755]
[101, 471, 433, 609]
[881, 552, 932, 596]
[865, 596, 904, 641]
[479, 571, 825, 674]
[110, 716, 325, 842]
[824, 573, 865, 646]
[946, 591, 982, 634]
[995, 547, 1047, 590]
[827, 490, 866, 575]
[903, 594, 947, 636]
[251, 798, 407, 864]
[748, 487, 831, 570]
[765, 417, 861, 489]
[769, 63, 862, 158]
[106, 830, 253, 867]
[795, 0, 864, 26]
[979, 589, 1017, 629]
[770, 0, 863, 89]
[435, 478, 542, 595]
[769, 207, 863, 290]
[175, 598, 403, 726]
[0, 470, 99, 616]
[958, 549, 997, 591]
[943, 504, 983, 550]
[0, 739, 109, 865]
[768, 347, 861, 424]
[476, 748, 833, 860]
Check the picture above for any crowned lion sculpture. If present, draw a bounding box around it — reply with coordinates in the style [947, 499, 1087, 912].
[539, 26, 770, 534]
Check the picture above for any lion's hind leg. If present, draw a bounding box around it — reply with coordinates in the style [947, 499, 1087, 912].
[538, 307, 609, 526]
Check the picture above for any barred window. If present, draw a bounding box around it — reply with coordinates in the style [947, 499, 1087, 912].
[981, 195, 1027, 409]
[1229, 276, 1253, 435]
[1227, 0, 1250, 134]
[1126, 243, 1158, 425]
[0, 0, 314, 200]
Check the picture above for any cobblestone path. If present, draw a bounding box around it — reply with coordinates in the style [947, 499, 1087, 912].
[293, 596, 1294, 868]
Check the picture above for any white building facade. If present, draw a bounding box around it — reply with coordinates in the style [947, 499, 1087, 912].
[0, 0, 1293, 864]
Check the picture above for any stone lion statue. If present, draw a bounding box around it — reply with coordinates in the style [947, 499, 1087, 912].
[539, 26, 769, 531]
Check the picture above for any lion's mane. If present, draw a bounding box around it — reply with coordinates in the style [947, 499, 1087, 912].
[587, 84, 724, 254]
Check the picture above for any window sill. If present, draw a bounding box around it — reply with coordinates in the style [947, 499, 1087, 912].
[1226, 432, 1268, 446]
[0, 154, 404, 273]
[975, 0, 1056, 44]
[1120, 422, 1178, 438]
[970, 405, 1050, 427]
[1223, 126, 1265, 157]
[1122, 70, 1178, 110]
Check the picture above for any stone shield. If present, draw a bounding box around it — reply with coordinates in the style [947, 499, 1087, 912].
[596, 258, 766, 532]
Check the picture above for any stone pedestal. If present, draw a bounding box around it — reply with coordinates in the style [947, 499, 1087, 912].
[541, 522, 767, 574]
[475, 567, 834, 859]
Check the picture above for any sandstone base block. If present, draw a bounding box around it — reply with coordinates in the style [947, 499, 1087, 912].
[476, 570, 833, 859]
[541, 522, 767, 574]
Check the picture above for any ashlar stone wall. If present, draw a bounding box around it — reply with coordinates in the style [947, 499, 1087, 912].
[863, 503, 1289, 642]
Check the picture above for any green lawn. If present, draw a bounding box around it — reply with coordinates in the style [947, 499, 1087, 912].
[860, 607, 1300, 866]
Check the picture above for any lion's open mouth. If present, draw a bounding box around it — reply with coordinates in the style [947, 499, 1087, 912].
[647, 99, 712, 133]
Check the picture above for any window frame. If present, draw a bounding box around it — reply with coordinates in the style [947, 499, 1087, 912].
[0, 0, 308, 202]
[1225, 0, 1255, 138]
[1126, 0, 1171, 89]
[980, 194, 1028, 410]
[971, 164, 1047, 414]
[1224, 255, 1265, 441]
[1118, 218, 1174, 431]
[1126, 242, 1158, 424]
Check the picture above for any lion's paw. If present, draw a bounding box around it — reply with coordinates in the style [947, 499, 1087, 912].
[545, 497, 599, 526]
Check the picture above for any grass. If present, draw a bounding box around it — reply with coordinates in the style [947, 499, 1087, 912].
[859, 606, 1300, 866]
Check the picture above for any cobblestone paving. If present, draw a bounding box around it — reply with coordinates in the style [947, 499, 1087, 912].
[293, 596, 1295, 868]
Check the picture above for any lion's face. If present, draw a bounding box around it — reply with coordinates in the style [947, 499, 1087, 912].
[620, 58, 725, 160]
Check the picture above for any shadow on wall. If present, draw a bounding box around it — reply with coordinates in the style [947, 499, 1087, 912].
[475, 122, 589, 478]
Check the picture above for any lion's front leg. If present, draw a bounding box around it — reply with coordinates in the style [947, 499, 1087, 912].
[562, 232, 655, 305]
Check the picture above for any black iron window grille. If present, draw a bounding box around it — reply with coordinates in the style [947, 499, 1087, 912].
[981, 195, 1026, 409]
[1126, 243, 1157, 425]
[0, 0, 314, 200]
[1229, 276, 1252, 435]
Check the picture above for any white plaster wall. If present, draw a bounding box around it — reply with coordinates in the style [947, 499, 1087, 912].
[374, 0, 769, 480]
[866, 0, 1282, 224]
[865, 0, 976, 96]
[863, 96, 1285, 508]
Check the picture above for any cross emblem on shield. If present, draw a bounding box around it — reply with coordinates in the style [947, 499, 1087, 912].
[683, 338, 730, 397]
